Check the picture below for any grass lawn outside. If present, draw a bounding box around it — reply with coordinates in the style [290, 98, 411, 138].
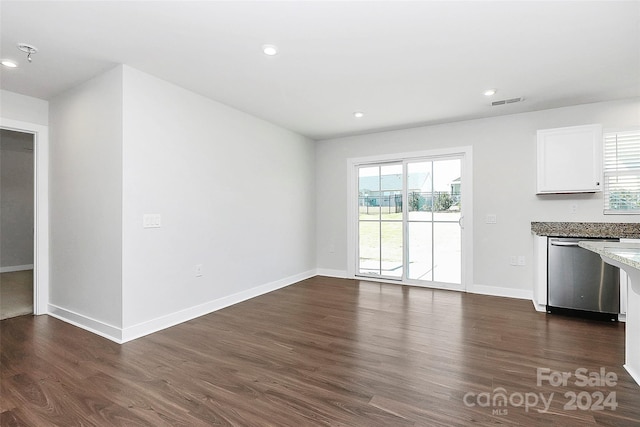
[358, 209, 461, 283]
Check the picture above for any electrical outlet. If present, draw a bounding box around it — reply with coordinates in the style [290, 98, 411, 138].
[195, 264, 203, 277]
[570, 204, 578, 214]
[510, 256, 517, 266]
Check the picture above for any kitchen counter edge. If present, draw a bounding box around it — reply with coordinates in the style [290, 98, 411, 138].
[578, 241, 640, 272]
[531, 222, 640, 238]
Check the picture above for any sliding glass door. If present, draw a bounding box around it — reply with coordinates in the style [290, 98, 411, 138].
[406, 158, 461, 284]
[358, 164, 403, 278]
[357, 156, 463, 287]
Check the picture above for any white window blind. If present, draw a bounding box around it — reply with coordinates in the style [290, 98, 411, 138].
[604, 129, 640, 214]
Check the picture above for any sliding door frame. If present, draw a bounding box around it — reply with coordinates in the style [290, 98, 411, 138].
[347, 146, 473, 291]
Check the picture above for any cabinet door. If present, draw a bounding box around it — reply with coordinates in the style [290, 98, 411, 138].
[536, 124, 602, 194]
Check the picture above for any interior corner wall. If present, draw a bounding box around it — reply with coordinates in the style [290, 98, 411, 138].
[120, 66, 316, 336]
[49, 66, 124, 332]
[315, 98, 640, 295]
[0, 134, 34, 269]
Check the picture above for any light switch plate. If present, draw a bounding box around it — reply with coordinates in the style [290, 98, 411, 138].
[486, 214, 497, 224]
[143, 213, 162, 228]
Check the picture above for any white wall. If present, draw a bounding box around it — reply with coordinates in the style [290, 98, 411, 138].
[0, 132, 34, 269]
[49, 66, 124, 329]
[316, 98, 640, 295]
[120, 66, 316, 334]
[46, 64, 315, 342]
[0, 90, 49, 126]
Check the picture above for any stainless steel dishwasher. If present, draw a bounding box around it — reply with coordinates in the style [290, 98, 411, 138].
[547, 237, 620, 320]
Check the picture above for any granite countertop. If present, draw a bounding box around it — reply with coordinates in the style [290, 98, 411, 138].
[531, 222, 640, 238]
[578, 241, 640, 271]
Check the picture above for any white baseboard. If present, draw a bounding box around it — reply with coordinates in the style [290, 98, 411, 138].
[624, 363, 640, 386]
[532, 300, 547, 313]
[121, 269, 317, 343]
[0, 264, 34, 273]
[315, 268, 348, 278]
[48, 304, 123, 342]
[315, 274, 534, 303]
[47, 269, 317, 344]
[468, 283, 533, 300]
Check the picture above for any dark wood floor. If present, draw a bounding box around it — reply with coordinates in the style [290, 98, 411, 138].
[2, 276, 639, 426]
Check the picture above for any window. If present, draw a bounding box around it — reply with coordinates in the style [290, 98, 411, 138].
[604, 129, 640, 214]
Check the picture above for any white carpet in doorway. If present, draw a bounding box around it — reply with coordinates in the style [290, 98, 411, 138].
[0, 270, 33, 320]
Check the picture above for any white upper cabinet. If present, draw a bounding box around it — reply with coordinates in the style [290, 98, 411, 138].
[536, 124, 603, 194]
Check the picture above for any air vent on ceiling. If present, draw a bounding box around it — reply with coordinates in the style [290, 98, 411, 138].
[491, 97, 524, 106]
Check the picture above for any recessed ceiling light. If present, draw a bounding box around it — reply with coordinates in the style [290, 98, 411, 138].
[262, 44, 278, 56]
[483, 89, 497, 96]
[354, 111, 364, 118]
[1, 60, 17, 68]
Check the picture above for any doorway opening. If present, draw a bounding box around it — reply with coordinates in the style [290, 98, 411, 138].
[0, 129, 35, 319]
[0, 117, 48, 318]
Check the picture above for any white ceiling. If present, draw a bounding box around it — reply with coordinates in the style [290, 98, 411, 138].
[1, 1, 639, 140]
